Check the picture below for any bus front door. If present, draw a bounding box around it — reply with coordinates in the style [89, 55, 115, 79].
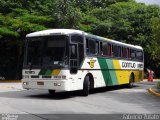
[69, 44, 79, 74]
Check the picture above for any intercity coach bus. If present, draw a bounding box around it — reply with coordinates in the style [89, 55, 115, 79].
[22, 29, 144, 96]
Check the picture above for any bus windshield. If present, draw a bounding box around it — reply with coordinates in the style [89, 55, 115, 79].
[24, 35, 68, 68]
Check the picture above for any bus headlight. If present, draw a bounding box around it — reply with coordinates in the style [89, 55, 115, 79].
[23, 82, 29, 85]
[54, 83, 61, 86]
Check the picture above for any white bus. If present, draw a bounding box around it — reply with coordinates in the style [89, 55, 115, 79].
[22, 29, 144, 96]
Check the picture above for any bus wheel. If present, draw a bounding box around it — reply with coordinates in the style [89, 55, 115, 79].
[128, 74, 134, 88]
[48, 90, 56, 95]
[82, 76, 90, 96]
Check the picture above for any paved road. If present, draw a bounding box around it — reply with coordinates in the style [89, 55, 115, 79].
[0, 80, 159, 120]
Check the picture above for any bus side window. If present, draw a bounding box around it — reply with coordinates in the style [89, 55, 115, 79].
[118, 46, 121, 57]
[136, 51, 143, 61]
[102, 42, 108, 56]
[112, 45, 116, 57]
[126, 48, 130, 58]
[86, 38, 89, 54]
[95, 41, 99, 55]
[122, 47, 126, 58]
[108, 44, 111, 56]
[71, 35, 83, 43]
[86, 38, 96, 55]
[112, 45, 121, 57]
[131, 49, 136, 59]
[100, 42, 103, 55]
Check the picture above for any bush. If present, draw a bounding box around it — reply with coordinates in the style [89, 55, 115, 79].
[157, 81, 160, 89]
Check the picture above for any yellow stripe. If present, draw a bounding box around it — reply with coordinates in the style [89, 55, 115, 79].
[113, 60, 130, 84]
[113, 60, 143, 84]
[52, 69, 61, 76]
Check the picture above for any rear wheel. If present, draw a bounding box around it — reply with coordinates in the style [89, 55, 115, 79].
[82, 76, 90, 96]
[48, 90, 56, 95]
[128, 74, 134, 88]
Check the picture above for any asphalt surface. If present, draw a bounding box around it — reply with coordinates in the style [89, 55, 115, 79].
[0, 80, 159, 120]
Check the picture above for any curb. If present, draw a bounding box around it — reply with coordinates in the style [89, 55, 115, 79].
[0, 86, 24, 90]
[0, 80, 21, 83]
[148, 88, 160, 97]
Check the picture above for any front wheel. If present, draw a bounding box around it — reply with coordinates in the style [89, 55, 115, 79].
[82, 76, 90, 96]
[48, 90, 56, 95]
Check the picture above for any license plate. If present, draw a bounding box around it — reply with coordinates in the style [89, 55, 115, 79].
[37, 82, 44, 85]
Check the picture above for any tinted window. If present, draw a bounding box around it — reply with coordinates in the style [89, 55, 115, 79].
[118, 46, 121, 57]
[70, 45, 77, 59]
[86, 38, 96, 54]
[112, 45, 119, 57]
[131, 49, 136, 59]
[79, 44, 84, 66]
[122, 47, 129, 58]
[108, 44, 111, 56]
[102, 42, 108, 56]
[71, 35, 83, 43]
[122, 47, 126, 58]
[95, 41, 99, 55]
[25, 35, 67, 67]
[136, 51, 143, 61]
[27, 40, 43, 66]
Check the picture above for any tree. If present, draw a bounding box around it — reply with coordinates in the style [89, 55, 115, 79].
[147, 17, 160, 76]
[0, 0, 160, 79]
[0, 7, 54, 79]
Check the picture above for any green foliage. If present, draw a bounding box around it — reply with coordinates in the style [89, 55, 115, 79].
[151, 17, 160, 45]
[157, 82, 160, 89]
[48, 0, 82, 28]
[79, 15, 100, 32]
[148, 18, 160, 65]
[0, 27, 19, 37]
[0, 0, 160, 79]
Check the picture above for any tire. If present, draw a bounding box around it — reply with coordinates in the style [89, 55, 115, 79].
[82, 76, 90, 96]
[48, 90, 56, 95]
[128, 74, 134, 88]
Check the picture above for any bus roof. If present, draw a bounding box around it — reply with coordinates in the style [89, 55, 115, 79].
[26, 29, 143, 50]
[26, 29, 83, 37]
[85, 33, 143, 50]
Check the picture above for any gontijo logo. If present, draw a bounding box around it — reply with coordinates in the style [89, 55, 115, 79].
[120, 60, 143, 70]
[87, 59, 96, 68]
[122, 62, 136, 68]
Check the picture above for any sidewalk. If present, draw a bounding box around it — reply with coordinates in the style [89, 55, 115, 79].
[0, 82, 24, 92]
[140, 79, 160, 85]
[141, 79, 160, 97]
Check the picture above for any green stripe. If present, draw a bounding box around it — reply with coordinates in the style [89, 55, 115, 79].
[38, 69, 52, 75]
[106, 60, 118, 85]
[98, 58, 118, 86]
[98, 58, 110, 85]
[38, 69, 47, 75]
[45, 70, 52, 75]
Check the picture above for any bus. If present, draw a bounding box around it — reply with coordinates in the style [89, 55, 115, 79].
[22, 29, 144, 96]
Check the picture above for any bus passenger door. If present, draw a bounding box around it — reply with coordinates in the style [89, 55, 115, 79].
[69, 34, 84, 74]
[69, 44, 79, 74]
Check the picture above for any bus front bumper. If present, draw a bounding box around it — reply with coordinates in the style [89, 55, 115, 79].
[22, 79, 74, 91]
